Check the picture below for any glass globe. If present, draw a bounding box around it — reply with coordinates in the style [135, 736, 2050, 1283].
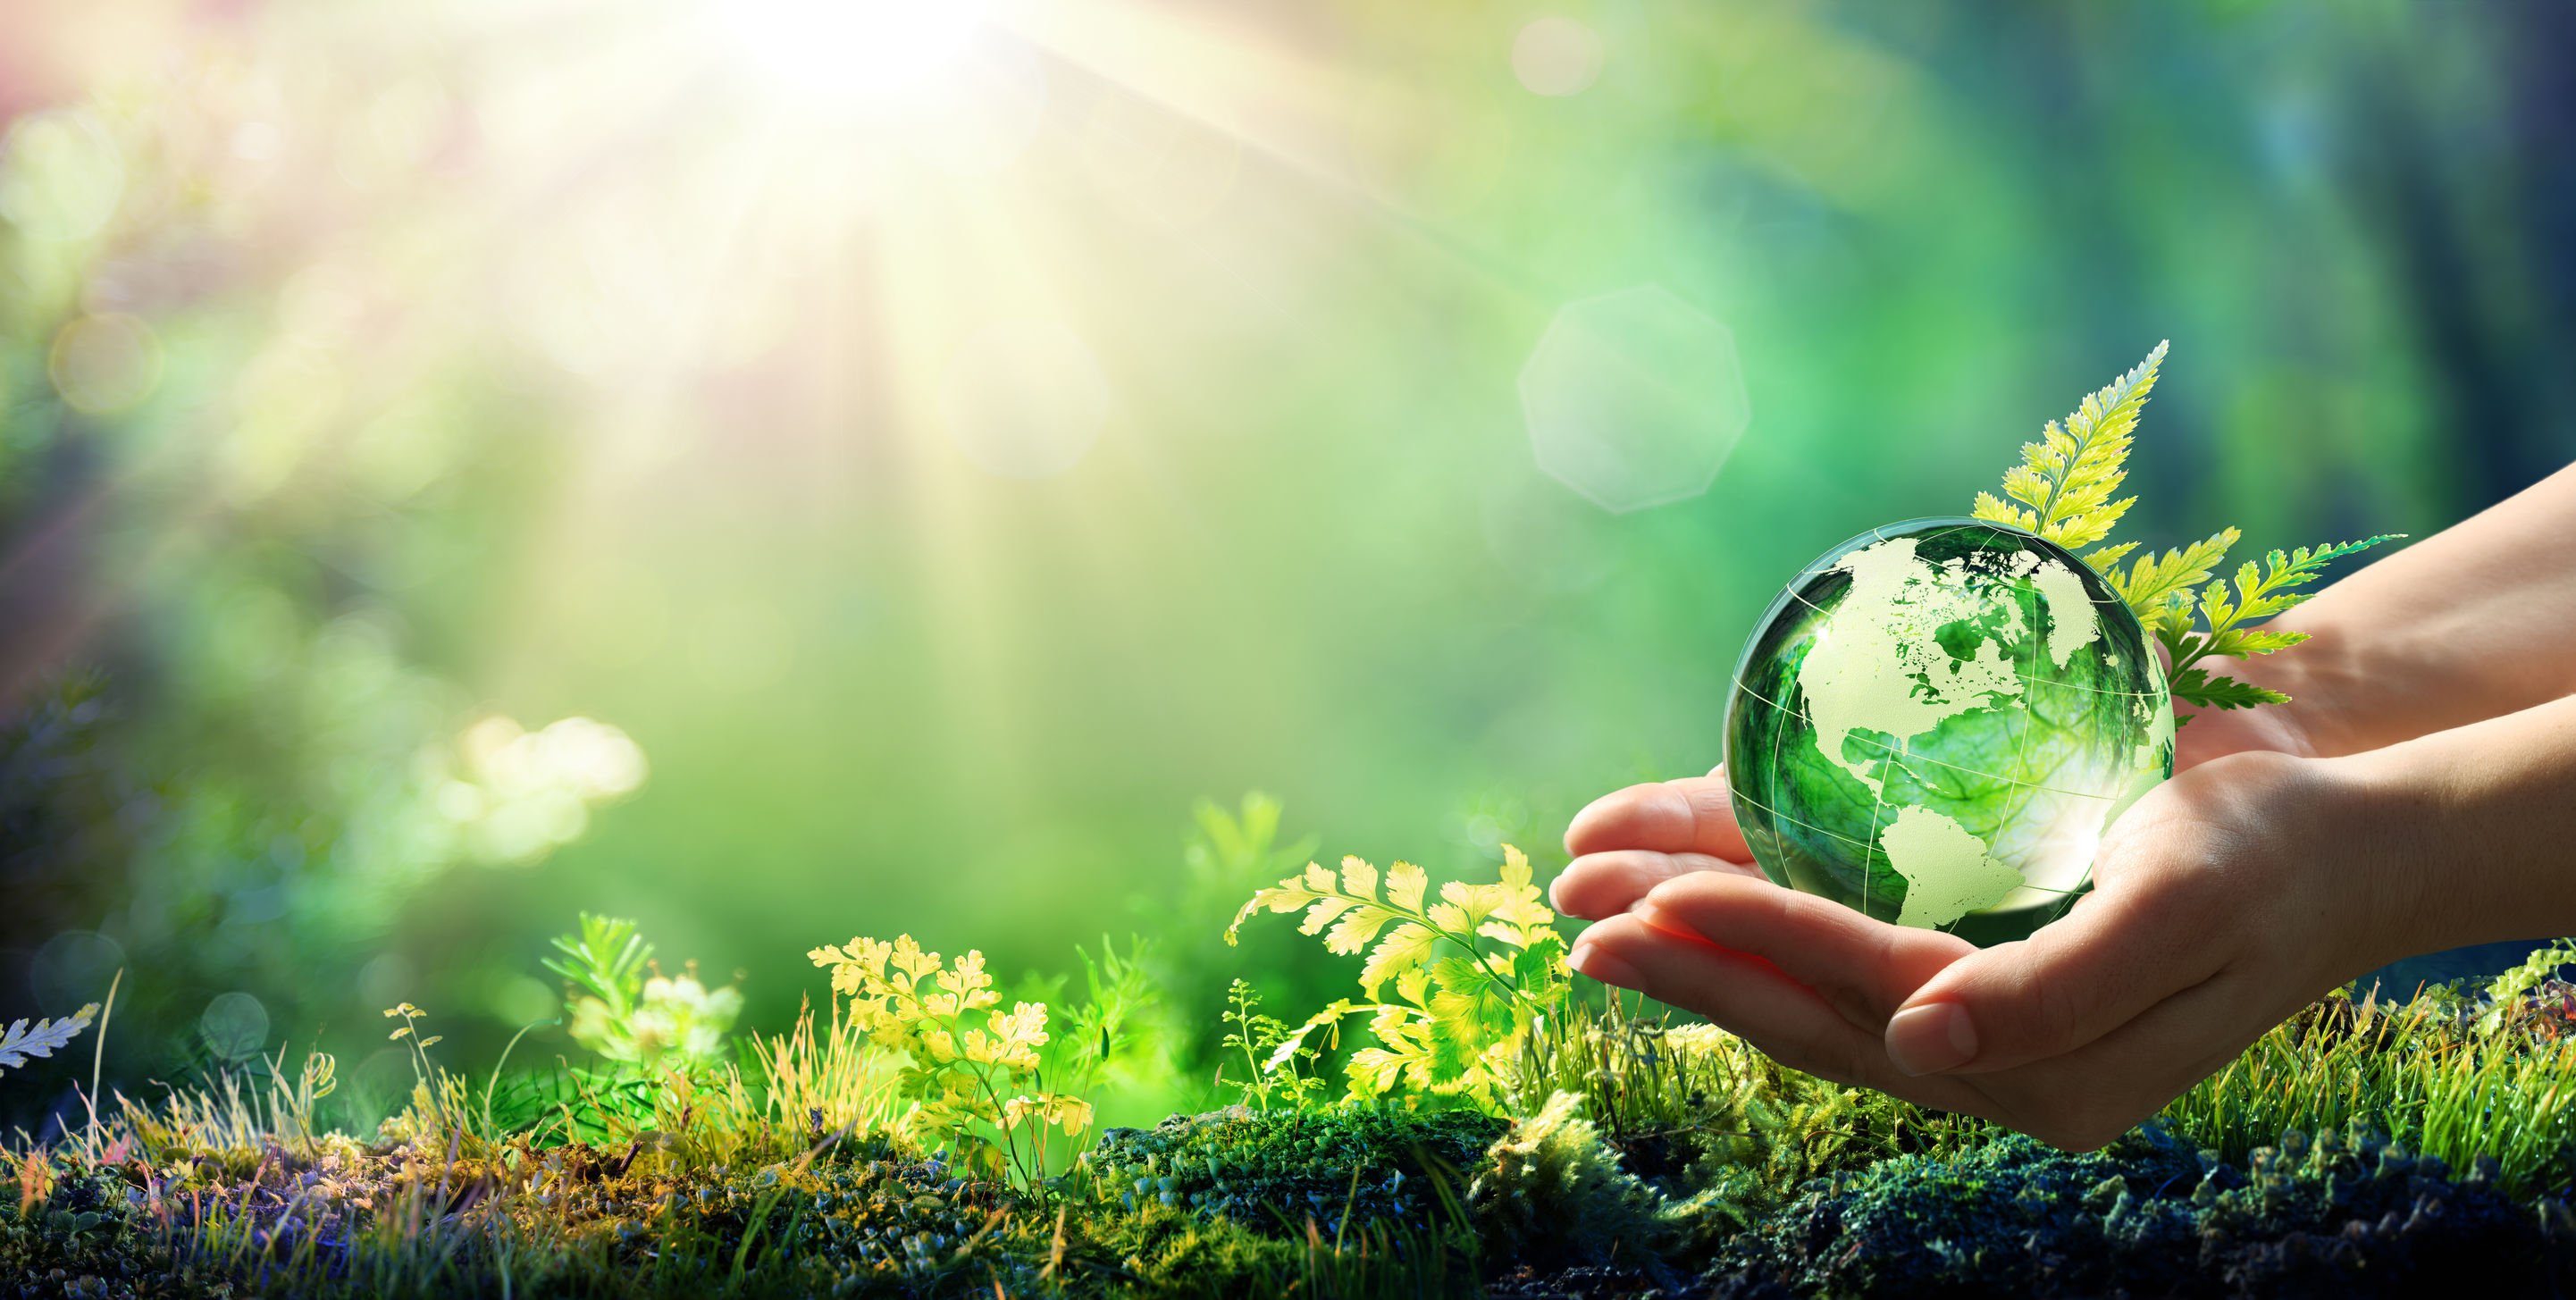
[1724, 517, 2175, 944]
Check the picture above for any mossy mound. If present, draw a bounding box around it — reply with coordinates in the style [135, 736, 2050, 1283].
[3, 1136, 1048, 1300]
[1712, 1123, 2576, 1299]
[1, 1159, 229, 1299]
[11, 1107, 2576, 1297]
[1086, 1105, 1506, 1232]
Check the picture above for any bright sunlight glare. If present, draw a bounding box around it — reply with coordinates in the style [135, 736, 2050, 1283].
[716, 0, 992, 113]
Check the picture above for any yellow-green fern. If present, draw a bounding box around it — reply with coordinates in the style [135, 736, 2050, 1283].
[806, 934, 1093, 1181]
[1227, 845, 1567, 1105]
[1972, 340, 2162, 556]
[1974, 343, 2399, 715]
[0, 1003, 97, 1076]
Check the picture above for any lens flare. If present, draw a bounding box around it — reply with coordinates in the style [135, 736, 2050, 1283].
[717, 0, 991, 113]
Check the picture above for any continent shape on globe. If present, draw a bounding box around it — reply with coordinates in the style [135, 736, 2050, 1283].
[1724, 519, 2174, 944]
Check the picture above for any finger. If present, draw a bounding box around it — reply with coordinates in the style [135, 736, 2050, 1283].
[1565, 771, 1754, 862]
[1630, 871, 1975, 1030]
[1549, 850, 1764, 920]
[1881, 868, 2232, 1078]
[1957, 969, 2287, 1151]
[1565, 915, 1986, 1115]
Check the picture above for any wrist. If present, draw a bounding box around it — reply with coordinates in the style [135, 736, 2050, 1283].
[2211, 642, 2354, 759]
[2321, 737, 2509, 964]
[2285, 751, 2444, 976]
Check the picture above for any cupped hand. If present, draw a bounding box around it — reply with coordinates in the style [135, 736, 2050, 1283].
[1552, 751, 2421, 1150]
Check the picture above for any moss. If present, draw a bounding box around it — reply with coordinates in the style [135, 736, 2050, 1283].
[1470, 1091, 1723, 1279]
[1060, 1201, 1300, 1298]
[0, 1157, 240, 1299]
[1717, 1123, 2576, 1298]
[1085, 1105, 1503, 1234]
[2, 1133, 1062, 1299]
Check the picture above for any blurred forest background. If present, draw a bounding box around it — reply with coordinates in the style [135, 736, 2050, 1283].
[2, 0, 2571, 1129]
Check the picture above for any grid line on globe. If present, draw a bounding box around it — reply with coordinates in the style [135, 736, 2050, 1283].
[1724, 517, 2175, 944]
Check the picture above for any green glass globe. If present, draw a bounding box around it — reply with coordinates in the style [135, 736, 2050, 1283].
[1724, 518, 2175, 944]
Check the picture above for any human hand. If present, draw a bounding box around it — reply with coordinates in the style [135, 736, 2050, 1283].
[1553, 751, 2421, 1150]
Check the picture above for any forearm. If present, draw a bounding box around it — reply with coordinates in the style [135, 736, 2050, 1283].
[2342, 691, 2576, 958]
[2248, 461, 2576, 757]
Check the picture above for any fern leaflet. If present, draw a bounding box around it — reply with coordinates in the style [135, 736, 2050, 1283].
[1971, 340, 2165, 552]
[2159, 536, 2404, 703]
[0, 1002, 100, 1074]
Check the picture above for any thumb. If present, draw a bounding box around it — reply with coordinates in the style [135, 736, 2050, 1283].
[1880, 879, 2224, 1077]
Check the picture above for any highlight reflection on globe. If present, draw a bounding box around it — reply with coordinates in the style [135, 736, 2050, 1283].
[1724, 518, 2175, 945]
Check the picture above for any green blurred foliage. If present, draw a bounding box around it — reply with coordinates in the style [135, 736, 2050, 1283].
[1, 0, 2571, 1126]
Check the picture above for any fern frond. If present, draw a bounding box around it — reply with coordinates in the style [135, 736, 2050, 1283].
[0, 1003, 99, 1073]
[2162, 534, 2403, 710]
[2081, 541, 2140, 572]
[1972, 340, 2166, 552]
[2169, 667, 2290, 712]
[2106, 527, 2240, 622]
[1968, 342, 2400, 719]
[2208, 627, 2311, 658]
[1229, 845, 1570, 1105]
[2228, 536, 2405, 623]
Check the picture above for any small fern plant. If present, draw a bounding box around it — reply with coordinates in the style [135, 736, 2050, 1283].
[545, 913, 743, 1067]
[1216, 978, 1325, 1111]
[1972, 340, 2400, 715]
[1227, 844, 1569, 1106]
[806, 934, 1094, 1183]
[0, 1002, 98, 1076]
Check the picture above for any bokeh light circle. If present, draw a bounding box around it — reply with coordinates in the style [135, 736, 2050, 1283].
[200, 992, 271, 1061]
[939, 319, 1112, 479]
[32, 930, 126, 1015]
[0, 108, 126, 241]
[1512, 18, 1606, 97]
[49, 313, 163, 414]
[1519, 284, 1751, 513]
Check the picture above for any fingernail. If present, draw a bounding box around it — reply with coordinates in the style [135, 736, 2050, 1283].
[1885, 1002, 1977, 1077]
[1567, 941, 1645, 992]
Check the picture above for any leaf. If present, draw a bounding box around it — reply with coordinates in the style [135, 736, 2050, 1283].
[2207, 627, 2311, 658]
[2106, 528, 2240, 622]
[2169, 667, 2291, 711]
[1003, 1092, 1094, 1136]
[1393, 963, 1433, 1010]
[1386, 861, 1428, 912]
[2194, 581, 2236, 640]
[1487, 845, 1555, 927]
[1228, 843, 1577, 1103]
[2228, 536, 2406, 626]
[0, 1003, 100, 1072]
[890, 936, 941, 984]
[1323, 904, 1396, 956]
[1361, 924, 1439, 998]
[2165, 534, 2404, 688]
[1971, 341, 2165, 551]
[1345, 1047, 1408, 1097]
[1266, 999, 1360, 1070]
[2081, 541, 2139, 571]
[1298, 895, 1359, 936]
[1224, 871, 1330, 946]
[1339, 855, 1379, 900]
